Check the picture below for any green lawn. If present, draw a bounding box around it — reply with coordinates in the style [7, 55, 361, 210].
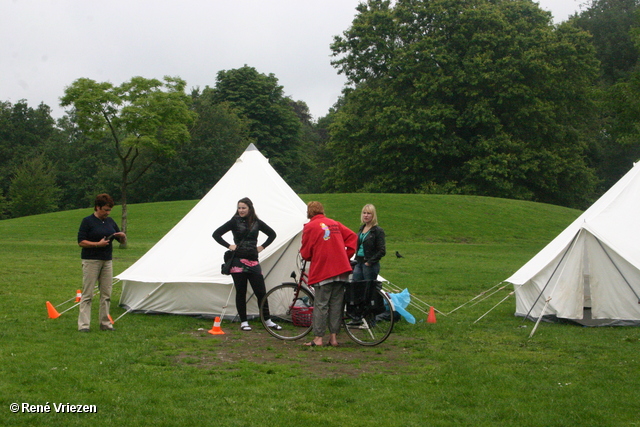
[1, 194, 638, 426]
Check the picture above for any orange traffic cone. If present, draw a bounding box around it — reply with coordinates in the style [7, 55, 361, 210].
[75, 289, 82, 302]
[108, 314, 114, 324]
[207, 316, 225, 335]
[46, 301, 61, 319]
[427, 306, 437, 324]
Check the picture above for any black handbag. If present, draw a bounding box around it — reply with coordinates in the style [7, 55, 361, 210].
[220, 233, 249, 275]
[221, 250, 234, 275]
[344, 280, 386, 319]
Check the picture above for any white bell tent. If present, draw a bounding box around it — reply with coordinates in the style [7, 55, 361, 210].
[117, 144, 308, 319]
[507, 161, 640, 326]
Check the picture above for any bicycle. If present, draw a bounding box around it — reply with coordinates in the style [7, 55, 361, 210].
[259, 258, 395, 346]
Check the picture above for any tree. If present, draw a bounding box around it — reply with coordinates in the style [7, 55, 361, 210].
[9, 155, 61, 217]
[131, 89, 253, 202]
[327, 0, 601, 208]
[60, 76, 197, 238]
[572, 0, 640, 85]
[211, 66, 307, 189]
[45, 114, 119, 211]
[571, 0, 640, 188]
[600, 33, 640, 183]
[0, 101, 57, 197]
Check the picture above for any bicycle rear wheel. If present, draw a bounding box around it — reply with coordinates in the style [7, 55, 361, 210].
[260, 283, 314, 340]
[343, 289, 395, 346]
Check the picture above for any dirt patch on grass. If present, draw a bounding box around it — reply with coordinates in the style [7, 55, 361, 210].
[174, 325, 425, 378]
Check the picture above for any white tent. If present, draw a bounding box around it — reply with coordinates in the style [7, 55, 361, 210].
[506, 161, 640, 326]
[117, 144, 308, 319]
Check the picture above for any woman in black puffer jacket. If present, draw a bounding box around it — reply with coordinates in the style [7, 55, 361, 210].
[213, 197, 281, 332]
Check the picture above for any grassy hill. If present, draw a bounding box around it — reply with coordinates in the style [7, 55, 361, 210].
[1, 193, 580, 312]
[3, 194, 638, 426]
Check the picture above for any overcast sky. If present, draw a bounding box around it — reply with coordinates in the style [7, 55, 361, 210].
[1, 0, 585, 121]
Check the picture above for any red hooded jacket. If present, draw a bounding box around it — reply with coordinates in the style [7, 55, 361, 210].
[300, 214, 357, 285]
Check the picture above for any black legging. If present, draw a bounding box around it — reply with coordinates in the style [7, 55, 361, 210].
[231, 271, 270, 322]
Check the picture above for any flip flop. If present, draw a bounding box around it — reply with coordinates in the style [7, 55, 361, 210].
[268, 324, 283, 331]
[303, 341, 317, 347]
[240, 325, 252, 331]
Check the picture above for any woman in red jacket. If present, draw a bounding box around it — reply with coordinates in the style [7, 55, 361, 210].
[300, 201, 357, 347]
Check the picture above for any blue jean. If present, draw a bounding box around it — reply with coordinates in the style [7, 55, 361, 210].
[352, 261, 380, 281]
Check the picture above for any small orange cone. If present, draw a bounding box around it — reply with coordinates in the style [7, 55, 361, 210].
[75, 289, 82, 302]
[108, 314, 114, 324]
[207, 316, 225, 335]
[427, 306, 437, 324]
[46, 301, 61, 319]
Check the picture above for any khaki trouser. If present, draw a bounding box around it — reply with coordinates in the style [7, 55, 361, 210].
[78, 259, 113, 330]
[312, 281, 345, 337]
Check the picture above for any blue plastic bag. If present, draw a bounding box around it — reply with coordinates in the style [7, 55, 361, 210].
[389, 288, 416, 324]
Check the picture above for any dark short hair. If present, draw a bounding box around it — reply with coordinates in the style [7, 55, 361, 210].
[94, 193, 114, 210]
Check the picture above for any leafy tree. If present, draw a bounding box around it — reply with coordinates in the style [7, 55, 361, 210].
[327, 0, 601, 208]
[211, 66, 307, 189]
[569, 0, 640, 188]
[9, 155, 61, 217]
[572, 0, 640, 85]
[131, 90, 252, 202]
[60, 76, 197, 236]
[600, 35, 640, 183]
[45, 114, 120, 211]
[0, 194, 10, 219]
[0, 101, 57, 197]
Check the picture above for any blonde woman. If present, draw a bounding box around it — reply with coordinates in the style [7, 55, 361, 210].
[353, 204, 386, 281]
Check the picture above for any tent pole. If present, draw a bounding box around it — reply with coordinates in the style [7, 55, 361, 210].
[219, 285, 235, 321]
[523, 231, 581, 322]
[594, 238, 640, 302]
[113, 282, 165, 323]
[529, 297, 552, 338]
[262, 236, 297, 281]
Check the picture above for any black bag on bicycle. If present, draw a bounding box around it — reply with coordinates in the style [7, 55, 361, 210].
[344, 280, 386, 319]
[221, 250, 234, 275]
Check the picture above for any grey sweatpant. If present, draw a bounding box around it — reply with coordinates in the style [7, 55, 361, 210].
[312, 281, 345, 337]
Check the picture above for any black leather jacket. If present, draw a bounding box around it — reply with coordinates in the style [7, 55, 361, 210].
[212, 215, 276, 261]
[356, 224, 386, 264]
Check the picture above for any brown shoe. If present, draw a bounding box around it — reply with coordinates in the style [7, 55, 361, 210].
[100, 325, 115, 331]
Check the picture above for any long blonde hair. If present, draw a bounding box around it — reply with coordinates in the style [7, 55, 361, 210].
[361, 204, 378, 226]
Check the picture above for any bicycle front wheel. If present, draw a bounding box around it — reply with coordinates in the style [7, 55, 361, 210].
[343, 289, 395, 346]
[260, 283, 314, 340]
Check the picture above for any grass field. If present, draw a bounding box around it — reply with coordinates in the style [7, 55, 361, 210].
[1, 194, 639, 426]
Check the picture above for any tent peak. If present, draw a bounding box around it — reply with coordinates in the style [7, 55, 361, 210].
[245, 143, 259, 152]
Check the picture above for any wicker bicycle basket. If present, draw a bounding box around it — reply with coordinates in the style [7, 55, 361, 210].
[291, 306, 313, 327]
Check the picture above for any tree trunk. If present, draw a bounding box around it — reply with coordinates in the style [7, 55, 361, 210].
[119, 180, 128, 249]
